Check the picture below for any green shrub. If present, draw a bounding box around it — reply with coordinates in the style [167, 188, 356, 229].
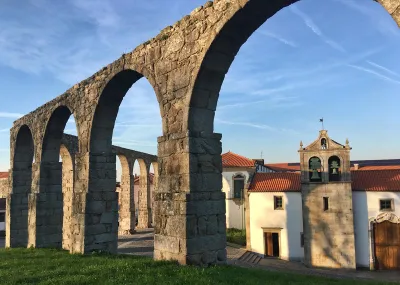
[226, 228, 246, 246]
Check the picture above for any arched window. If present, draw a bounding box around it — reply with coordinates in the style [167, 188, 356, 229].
[309, 157, 322, 182]
[321, 138, 327, 149]
[328, 156, 341, 182]
[233, 174, 245, 199]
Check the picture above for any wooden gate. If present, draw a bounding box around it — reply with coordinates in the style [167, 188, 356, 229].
[373, 220, 400, 270]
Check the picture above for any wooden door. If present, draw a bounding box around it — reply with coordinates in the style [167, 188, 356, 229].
[264, 232, 273, 257]
[373, 221, 400, 270]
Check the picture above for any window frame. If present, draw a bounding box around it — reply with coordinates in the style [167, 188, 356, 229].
[274, 196, 284, 210]
[323, 197, 329, 211]
[379, 198, 394, 212]
[232, 174, 245, 199]
[300, 232, 304, 248]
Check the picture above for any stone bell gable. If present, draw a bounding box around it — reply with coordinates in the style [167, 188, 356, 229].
[298, 130, 356, 269]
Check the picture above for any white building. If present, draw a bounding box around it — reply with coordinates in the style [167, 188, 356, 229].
[221, 151, 269, 230]
[246, 131, 400, 270]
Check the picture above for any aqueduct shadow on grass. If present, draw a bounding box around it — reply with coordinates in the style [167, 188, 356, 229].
[6, 0, 400, 266]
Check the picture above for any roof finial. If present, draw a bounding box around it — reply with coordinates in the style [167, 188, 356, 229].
[346, 138, 349, 147]
[300, 140, 303, 149]
[319, 118, 324, 130]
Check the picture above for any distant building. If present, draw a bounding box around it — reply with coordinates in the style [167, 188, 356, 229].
[116, 173, 154, 225]
[221, 151, 269, 230]
[246, 130, 400, 270]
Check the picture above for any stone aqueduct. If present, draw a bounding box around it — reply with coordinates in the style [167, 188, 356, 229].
[6, 0, 400, 266]
[4, 133, 157, 250]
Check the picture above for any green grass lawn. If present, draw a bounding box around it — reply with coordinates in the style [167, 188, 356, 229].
[0, 248, 394, 285]
[226, 228, 246, 246]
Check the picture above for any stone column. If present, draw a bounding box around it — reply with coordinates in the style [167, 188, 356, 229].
[118, 168, 135, 235]
[70, 152, 118, 254]
[153, 132, 227, 266]
[137, 168, 151, 229]
[28, 162, 63, 248]
[61, 148, 74, 250]
[6, 167, 32, 248]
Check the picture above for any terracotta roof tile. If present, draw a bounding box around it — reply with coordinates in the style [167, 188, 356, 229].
[222, 151, 254, 168]
[352, 165, 400, 171]
[249, 172, 301, 192]
[133, 173, 154, 184]
[265, 163, 300, 172]
[351, 170, 400, 191]
[249, 169, 400, 192]
[0, 172, 7, 179]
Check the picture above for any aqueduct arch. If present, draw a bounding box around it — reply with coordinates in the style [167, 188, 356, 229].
[6, 0, 400, 266]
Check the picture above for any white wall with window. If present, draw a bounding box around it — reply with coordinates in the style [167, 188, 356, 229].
[352, 191, 400, 268]
[222, 168, 253, 230]
[248, 192, 304, 261]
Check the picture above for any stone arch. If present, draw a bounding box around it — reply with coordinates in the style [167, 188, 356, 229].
[6, 124, 34, 248]
[42, 106, 75, 163]
[309, 156, 322, 182]
[187, 0, 400, 133]
[117, 154, 135, 235]
[76, 69, 160, 253]
[328, 155, 341, 182]
[27, 105, 77, 249]
[60, 144, 74, 250]
[90, 69, 158, 153]
[136, 158, 151, 229]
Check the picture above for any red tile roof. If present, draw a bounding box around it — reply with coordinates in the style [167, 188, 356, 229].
[249, 169, 400, 192]
[352, 165, 400, 171]
[222, 151, 255, 168]
[264, 163, 400, 172]
[133, 173, 154, 185]
[352, 170, 400, 191]
[250, 172, 301, 192]
[0, 172, 7, 179]
[265, 163, 300, 172]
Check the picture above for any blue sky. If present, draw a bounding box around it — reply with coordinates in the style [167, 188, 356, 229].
[1, 0, 400, 175]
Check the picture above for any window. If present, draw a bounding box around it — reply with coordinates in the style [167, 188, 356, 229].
[300, 232, 304, 247]
[0, 212, 4, 223]
[233, 175, 245, 199]
[309, 157, 322, 182]
[328, 156, 341, 182]
[323, 197, 329, 211]
[321, 138, 327, 149]
[379, 199, 394, 211]
[274, 196, 283, 210]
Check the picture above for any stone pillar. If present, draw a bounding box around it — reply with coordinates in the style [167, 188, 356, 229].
[118, 171, 135, 235]
[28, 162, 63, 248]
[70, 152, 118, 254]
[137, 168, 151, 229]
[61, 149, 74, 250]
[6, 167, 32, 248]
[6, 193, 29, 247]
[153, 132, 227, 266]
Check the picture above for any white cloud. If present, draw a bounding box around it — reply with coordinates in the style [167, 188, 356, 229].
[346, 64, 400, 84]
[290, 5, 346, 53]
[257, 30, 298, 48]
[0, 112, 24, 119]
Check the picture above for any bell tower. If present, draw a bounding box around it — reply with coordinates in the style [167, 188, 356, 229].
[299, 130, 356, 269]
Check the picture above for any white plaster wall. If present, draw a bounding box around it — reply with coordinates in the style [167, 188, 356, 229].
[222, 168, 251, 230]
[352, 191, 400, 268]
[249, 192, 304, 261]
